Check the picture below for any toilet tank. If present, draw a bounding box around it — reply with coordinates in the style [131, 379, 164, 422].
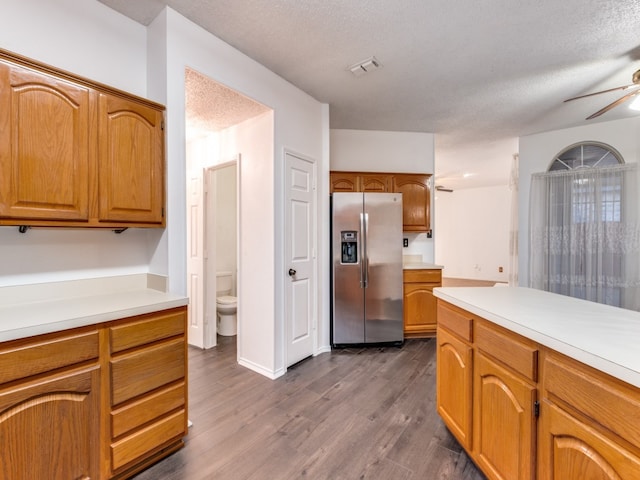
[216, 271, 234, 296]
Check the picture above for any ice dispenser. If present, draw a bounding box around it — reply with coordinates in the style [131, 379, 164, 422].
[340, 231, 358, 264]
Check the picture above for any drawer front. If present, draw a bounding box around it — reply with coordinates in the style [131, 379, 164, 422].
[111, 338, 185, 405]
[404, 269, 442, 284]
[543, 351, 640, 450]
[0, 330, 99, 384]
[475, 320, 538, 382]
[437, 301, 473, 342]
[111, 382, 186, 438]
[111, 409, 186, 471]
[110, 307, 186, 354]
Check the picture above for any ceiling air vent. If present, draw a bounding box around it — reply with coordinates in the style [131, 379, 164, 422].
[349, 56, 382, 77]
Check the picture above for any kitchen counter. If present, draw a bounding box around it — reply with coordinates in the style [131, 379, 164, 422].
[403, 262, 444, 270]
[434, 286, 640, 388]
[0, 274, 188, 342]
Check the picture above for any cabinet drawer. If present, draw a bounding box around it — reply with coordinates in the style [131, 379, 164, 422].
[111, 382, 185, 438]
[475, 320, 538, 382]
[403, 269, 442, 284]
[111, 409, 186, 471]
[437, 301, 473, 341]
[0, 330, 99, 384]
[543, 351, 640, 450]
[111, 338, 185, 405]
[110, 308, 186, 354]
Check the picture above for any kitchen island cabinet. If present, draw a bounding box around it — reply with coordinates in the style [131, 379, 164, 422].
[434, 286, 640, 480]
[0, 275, 188, 480]
[0, 48, 165, 229]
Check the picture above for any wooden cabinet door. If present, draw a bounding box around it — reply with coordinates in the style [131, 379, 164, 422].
[0, 60, 91, 221]
[360, 174, 390, 192]
[330, 172, 360, 192]
[473, 352, 536, 480]
[98, 93, 164, 224]
[437, 326, 473, 450]
[0, 366, 100, 480]
[404, 283, 437, 336]
[538, 400, 640, 480]
[392, 174, 431, 231]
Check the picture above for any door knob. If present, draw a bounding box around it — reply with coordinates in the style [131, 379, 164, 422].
[288, 268, 296, 277]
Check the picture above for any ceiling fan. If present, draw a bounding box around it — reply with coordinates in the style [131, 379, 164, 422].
[564, 68, 640, 120]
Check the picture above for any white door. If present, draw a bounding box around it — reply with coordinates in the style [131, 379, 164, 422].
[186, 166, 205, 348]
[285, 152, 316, 366]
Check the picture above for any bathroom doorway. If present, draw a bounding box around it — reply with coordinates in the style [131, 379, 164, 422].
[184, 67, 271, 351]
[204, 159, 239, 348]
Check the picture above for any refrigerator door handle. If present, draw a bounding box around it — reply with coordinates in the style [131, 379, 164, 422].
[362, 212, 369, 288]
[359, 212, 365, 288]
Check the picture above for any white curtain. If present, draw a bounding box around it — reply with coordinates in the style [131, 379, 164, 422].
[508, 153, 519, 286]
[529, 163, 640, 311]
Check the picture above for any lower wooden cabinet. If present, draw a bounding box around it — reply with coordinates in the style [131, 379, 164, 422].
[474, 352, 536, 480]
[0, 306, 187, 480]
[436, 326, 473, 450]
[538, 350, 640, 480]
[0, 329, 101, 480]
[403, 268, 441, 337]
[436, 299, 640, 480]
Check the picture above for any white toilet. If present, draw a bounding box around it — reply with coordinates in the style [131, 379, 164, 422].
[216, 271, 237, 336]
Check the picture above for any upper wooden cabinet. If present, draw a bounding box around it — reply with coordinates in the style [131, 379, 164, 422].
[0, 60, 92, 222]
[391, 174, 430, 232]
[330, 171, 432, 231]
[98, 94, 164, 224]
[0, 49, 165, 228]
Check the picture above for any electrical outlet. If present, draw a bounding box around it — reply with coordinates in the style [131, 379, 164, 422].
[403, 238, 408, 247]
[426, 229, 432, 239]
[499, 266, 503, 273]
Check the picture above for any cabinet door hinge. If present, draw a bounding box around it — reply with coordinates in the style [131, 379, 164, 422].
[161, 120, 165, 131]
[534, 400, 540, 418]
[162, 207, 165, 218]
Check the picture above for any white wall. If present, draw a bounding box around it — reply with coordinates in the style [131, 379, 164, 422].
[148, 8, 328, 377]
[330, 129, 436, 262]
[434, 185, 510, 282]
[518, 117, 640, 286]
[0, 0, 162, 287]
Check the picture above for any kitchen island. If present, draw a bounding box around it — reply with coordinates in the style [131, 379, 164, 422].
[0, 274, 189, 480]
[433, 286, 640, 480]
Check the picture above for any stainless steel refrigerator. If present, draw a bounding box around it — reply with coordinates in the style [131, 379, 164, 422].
[331, 192, 404, 346]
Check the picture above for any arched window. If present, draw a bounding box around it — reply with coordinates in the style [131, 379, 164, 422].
[529, 142, 640, 310]
[548, 142, 623, 171]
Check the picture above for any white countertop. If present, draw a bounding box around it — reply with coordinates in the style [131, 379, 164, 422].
[403, 262, 444, 270]
[433, 286, 640, 388]
[0, 274, 188, 342]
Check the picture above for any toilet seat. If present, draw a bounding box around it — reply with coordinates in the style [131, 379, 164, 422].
[217, 295, 236, 305]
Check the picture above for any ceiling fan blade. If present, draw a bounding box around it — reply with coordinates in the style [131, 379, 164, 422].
[564, 84, 634, 103]
[586, 88, 640, 120]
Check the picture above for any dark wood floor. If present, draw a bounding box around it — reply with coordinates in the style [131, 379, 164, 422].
[133, 336, 485, 480]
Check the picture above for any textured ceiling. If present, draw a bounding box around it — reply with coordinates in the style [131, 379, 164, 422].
[185, 68, 269, 137]
[99, 0, 640, 189]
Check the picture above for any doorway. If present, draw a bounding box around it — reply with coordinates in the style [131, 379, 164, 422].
[203, 159, 239, 348]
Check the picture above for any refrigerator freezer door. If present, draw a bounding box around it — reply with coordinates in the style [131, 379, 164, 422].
[363, 193, 404, 343]
[332, 193, 365, 344]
